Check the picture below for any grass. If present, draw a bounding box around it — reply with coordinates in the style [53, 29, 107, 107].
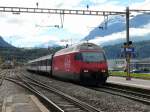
[110, 71, 150, 80]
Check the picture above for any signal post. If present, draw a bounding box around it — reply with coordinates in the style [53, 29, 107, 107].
[125, 7, 131, 80]
[123, 42, 133, 80]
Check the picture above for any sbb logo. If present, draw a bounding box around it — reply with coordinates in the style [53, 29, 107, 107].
[64, 55, 71, 71]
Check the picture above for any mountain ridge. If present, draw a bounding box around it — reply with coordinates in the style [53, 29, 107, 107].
[83, 14, 150, 44]
[35, 40, 60, 48]
[0, 36, 14, 48]
[103, 40, 150, 59]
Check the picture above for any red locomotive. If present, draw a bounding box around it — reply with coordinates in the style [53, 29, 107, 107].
[27, 43, 109, 85]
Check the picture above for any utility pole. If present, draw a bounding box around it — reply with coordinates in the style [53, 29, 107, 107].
[126, 7, 131, 80]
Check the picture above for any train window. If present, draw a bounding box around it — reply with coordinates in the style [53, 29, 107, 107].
[35, 62, 37, 66]
[38, 61, 41, 66]
[33, 62, 35, 66]
[37, 61, 40, 65]
[42, 60, 46, 66]
[41, 61, 44, 66]
[41, 61, 43, 66]
[40, 61, 42, 66]
[44, 60, 47, 66]
[81, 52, 105, 62]
[47, 59, 51, 65]
[75, 53, 83, 61]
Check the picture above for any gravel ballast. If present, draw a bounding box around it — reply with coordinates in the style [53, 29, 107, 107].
[23, 70, 150, 112]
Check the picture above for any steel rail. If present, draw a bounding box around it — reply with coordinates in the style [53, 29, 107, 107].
[102, 84, 150, 99]
[22, 70, 150, 105]
[0, 70, 8, 86]
[5, 76, 64, 112]
[90, 84, 150, 105]
[22, 74, 102, 112]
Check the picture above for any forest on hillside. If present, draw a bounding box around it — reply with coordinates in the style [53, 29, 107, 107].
[0, 40, 150, 64]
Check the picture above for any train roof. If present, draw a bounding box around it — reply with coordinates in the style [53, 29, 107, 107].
[54, 43, 103, 56]
[28, 54, 52, 64]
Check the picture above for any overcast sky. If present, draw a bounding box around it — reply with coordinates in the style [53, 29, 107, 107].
[0, 0, 150, 47]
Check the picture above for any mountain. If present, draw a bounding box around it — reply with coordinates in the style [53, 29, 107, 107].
[36, 40, 60, 48]
[0, 36, 14, 47]
[103, 40, 150, 59]
[83, 14, 150, 43]
[84, 16, 125, 40]
[101, 33, 150, 46]
[0, 46, 63, 63]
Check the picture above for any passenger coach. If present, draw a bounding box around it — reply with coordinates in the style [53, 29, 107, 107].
[27, 55, 52, 74]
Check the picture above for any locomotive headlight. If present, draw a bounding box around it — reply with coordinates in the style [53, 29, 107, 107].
[101, 70, 106, 72]
[84, 70, 88, 72]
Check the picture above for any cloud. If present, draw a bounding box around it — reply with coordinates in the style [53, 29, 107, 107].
[89, 31, 126, 45]
[89, 28, 150, 45]
[63, 15, 103, 35]
[10, 35, 60, 47]
[130, 28, 150, 36]
[0, 0, 149, 47]
[0, 0, 83, 8]
[130, 0, 150, 9]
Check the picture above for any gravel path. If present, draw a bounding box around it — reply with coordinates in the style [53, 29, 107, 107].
[23, 70, 150, 112]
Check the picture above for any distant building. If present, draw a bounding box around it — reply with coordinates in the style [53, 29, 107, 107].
[107, 59, 126, 71]
[134, 58, 150, 71]
[108, 59, 139, 71]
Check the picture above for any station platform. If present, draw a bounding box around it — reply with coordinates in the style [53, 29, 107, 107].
[107, 76, 150, 90]
[2, 94, 49, 112]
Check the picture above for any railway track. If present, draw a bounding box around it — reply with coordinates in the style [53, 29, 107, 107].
[23, 70, 150, 105]
[21, 70, 150, 106]
[4, 69, 150, 111]
[5, 76, 65, 112]
[5, 71, 102, 112]
[90, 83, 150, 105]
[0, 70, 8, 86]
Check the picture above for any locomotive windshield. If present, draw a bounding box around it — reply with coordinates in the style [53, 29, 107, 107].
[75, 52, 105, 62]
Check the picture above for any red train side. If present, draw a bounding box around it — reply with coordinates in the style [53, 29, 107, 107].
[52, 43, 109, 85]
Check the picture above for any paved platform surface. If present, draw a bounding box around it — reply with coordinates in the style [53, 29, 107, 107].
[107, 76, 150, 90]
[2, 94, 49, 112]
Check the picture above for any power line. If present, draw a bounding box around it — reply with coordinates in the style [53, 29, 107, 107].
[130, 9, 150, 12]
[130, 9, 150, 15]
[0, 6, 126, 16]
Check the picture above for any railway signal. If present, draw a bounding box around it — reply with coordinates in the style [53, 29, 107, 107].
[123, 41, 134, 53]
[123, 41, 135, 80]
